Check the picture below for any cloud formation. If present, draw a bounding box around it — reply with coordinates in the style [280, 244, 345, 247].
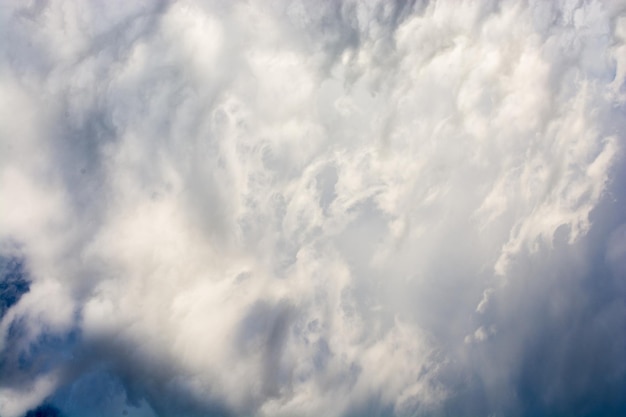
[1, 1, 625, 416]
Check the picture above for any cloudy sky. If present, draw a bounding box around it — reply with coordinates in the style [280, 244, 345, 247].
[1, 1, 625, 416]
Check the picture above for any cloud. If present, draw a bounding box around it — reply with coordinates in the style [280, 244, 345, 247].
[1, 1, 625, 416]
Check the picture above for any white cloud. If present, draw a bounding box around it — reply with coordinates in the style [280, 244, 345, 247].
[1, 1, 625, 416]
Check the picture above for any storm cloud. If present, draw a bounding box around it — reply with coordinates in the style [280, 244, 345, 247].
[1, 1, 625, 417]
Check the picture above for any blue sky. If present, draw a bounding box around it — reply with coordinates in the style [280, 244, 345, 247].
[1, 1, 625, 416]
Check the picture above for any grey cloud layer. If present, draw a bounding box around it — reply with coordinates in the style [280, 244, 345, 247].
[1, 1, 625, 416]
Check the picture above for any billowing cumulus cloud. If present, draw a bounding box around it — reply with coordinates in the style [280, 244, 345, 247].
[1, 1, 625, 416]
